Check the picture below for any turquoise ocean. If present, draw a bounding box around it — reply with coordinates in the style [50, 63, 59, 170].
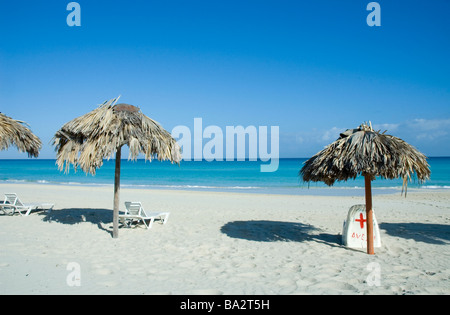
[0, 158, 449, 196]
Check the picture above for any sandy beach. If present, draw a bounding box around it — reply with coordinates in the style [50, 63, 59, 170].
[0, 183, 449, 295]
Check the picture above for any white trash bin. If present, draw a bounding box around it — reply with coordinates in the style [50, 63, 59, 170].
[342, 204, 381, 248]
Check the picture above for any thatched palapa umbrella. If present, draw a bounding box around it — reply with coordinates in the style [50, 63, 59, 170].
[53, 97, 182, 238]
[300, 122, 430, 255]
[0, 112, 42, 157]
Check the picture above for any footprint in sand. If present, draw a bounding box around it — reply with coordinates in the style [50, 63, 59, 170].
[236, 272, 260, 278]
[283, 262, 302, 272]
[94, 267, 114, 276]
[276, 278, 297, 287]
[387, 245, 407, 256]
[309, 280, 358, 292]
[237, 262, 257, 269]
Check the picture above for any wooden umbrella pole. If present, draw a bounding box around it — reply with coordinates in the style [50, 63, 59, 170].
[364, 175, 375, 255]
[113, 146, 122, 239]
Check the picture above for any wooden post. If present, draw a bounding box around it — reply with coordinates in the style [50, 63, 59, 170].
[113, 146, 122, 239]
[364, 174, 375, 255]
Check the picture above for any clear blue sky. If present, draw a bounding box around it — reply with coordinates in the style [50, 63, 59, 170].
[1, 0, 449, 159]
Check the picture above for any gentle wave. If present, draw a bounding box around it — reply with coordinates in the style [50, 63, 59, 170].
[2, 179, 450, 191]
[0, 179, 112, 187]
[121, 184, 263, 190]
[421, 185, 450, 189]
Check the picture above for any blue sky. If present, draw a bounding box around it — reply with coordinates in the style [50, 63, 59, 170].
[1, 0, 449, 159]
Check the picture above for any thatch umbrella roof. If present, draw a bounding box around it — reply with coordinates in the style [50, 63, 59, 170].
[0, 112, 42, 157]
[53, 97, 182, 238]
[300, 122, 431, 254]
[300, 122, 430, 192]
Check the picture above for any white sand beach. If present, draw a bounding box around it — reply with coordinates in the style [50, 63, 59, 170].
[0, 183, 449, 295]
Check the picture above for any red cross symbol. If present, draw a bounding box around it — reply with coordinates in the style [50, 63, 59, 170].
[355, 213, 367, 229]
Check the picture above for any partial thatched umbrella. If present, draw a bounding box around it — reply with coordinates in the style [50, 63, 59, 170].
[53, 97, 182, 238]
[0, 112, 42, 157]
[300, 122, 430, 254]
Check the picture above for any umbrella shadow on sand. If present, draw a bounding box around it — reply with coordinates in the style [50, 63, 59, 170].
[39, 208, 114, 236]
[380, 223, 450, 245]
[221, 220, 341, 247]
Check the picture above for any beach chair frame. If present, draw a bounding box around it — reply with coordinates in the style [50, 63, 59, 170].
[0, 193, 54, 216]
[119, 201, 169, 229]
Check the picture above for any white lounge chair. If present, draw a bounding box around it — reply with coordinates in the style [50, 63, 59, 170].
[0, 193, 54, 216]
[119, 201, 170, 229]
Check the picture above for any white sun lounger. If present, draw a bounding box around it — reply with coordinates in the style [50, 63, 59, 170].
[0, 193, 54, 216]
[119, 201, 170, 229]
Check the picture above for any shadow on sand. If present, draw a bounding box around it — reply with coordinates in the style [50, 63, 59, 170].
[220, 220, 341, 247]
[39, 208, 114, 236]
[380, 222, 450, 245]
